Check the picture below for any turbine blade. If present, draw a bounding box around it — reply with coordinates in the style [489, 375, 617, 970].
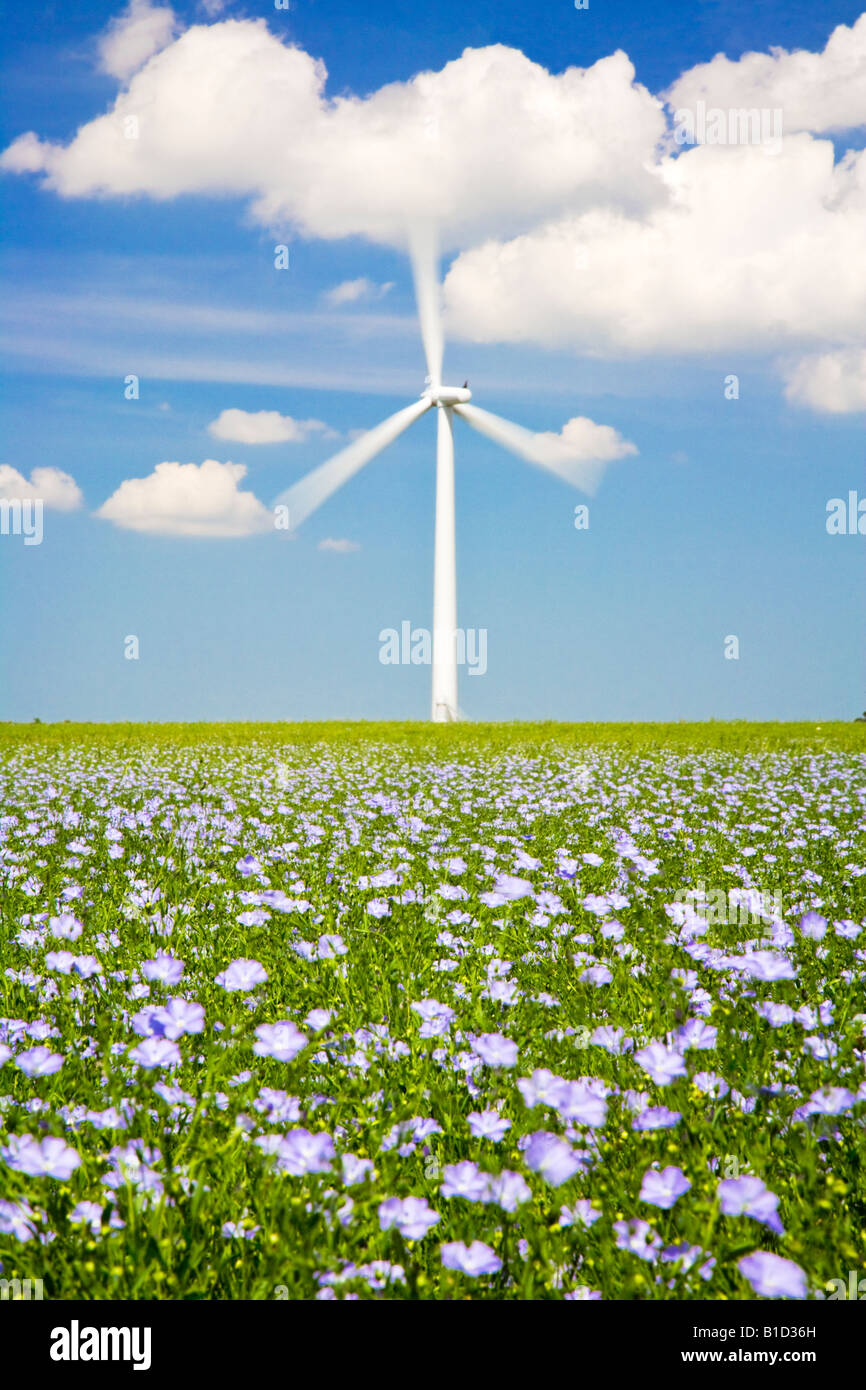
[273, 399, 431, 531]
[453, 403, 606, 496]
[409, 226, 444, 387]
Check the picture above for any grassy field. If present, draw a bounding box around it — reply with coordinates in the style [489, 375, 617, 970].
[2, 719, 864, 751]
[0, 722, 864, 1299]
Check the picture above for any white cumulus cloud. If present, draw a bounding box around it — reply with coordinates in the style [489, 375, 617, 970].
[443, 137, 866, 356]
[521, 417, 638, 465]
[0, 465, 83, 509]
[0, 23, 666, 250]
[783, 347, 866, 412]
[207, 409, 333, 444]
[98, 0, 179, 82]
[95, 459, 272, 536]
[3, 15, 866, 417]
[665, 13, 866, 136]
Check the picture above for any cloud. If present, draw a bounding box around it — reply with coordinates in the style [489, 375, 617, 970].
[95, 459, 272, 536]
[97, 0, 179, 82]
[318, 537, 360, 553]
[0, 465, 83, 509]
[443, 137, 866, 356]
[453, 407, 636, 495]
[207, 409, 333, 444]
[323, 278, 394, 307]
[4, 15, 866, 415]
[664, 14, 866, 136]
[1, 22, 666, 250]
[519, 417, 638, 465]
[0, 281, 422, 394]
[783, 347, 866, 413]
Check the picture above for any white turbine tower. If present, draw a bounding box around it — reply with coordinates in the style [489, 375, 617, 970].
[274, 237, 607, 722]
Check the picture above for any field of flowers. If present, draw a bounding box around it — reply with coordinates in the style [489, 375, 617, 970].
[1, 722, 864, 1301]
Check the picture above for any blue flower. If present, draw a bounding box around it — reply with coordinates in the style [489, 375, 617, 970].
[441, 1240, 502, 1275]
[792, 1085, 856, 1121]
[253, 1021, 308, 1062]
[798, 911, 827, 939]
[215, 958, 268, 992]
[552, 1080, 608, 1128]
[69, 1201, 104, 1236]
[613, 1218, 662, 1262]
[718, 1176, 784, 1234]
[129, 1037, 182, 1069]
[1, 1134, 81, 1179]
[222, 1220, 261, 1239]
[441, 1161, 490, 1202]
[480, 874, 535, 906]
[49, 913, 83, 941]
[738, 1251, 806, 1299]
[304, 1008, 333, 1032]
[16, 1045, 64, 1077]
[559, 1199, 602, 1227]
[467, 1109, 511, 1141]
[634, 1042, 687, 1086]
[413, 999, 457, 1037]
[317, 934, 347, 958]
[274, 1129, 335, 1176]
[487, 1170, 532, 1212]
[378, 1196, 440, 1239]
[141, 952, 185, 984]
[524, 1132, 582, 1186]
[639, 1165, 691, 1209]
[341, 1153, 375, 1185]
[472, 1032, 518, 1068]
[0, 1198, 39, 1241]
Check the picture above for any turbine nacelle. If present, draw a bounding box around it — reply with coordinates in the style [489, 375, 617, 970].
[422, 384, 472, 406]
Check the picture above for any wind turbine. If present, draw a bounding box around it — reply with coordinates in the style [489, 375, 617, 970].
[274, 238, 607, 722]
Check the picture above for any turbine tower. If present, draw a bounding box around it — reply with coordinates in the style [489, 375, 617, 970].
[274, 237, 608, 722]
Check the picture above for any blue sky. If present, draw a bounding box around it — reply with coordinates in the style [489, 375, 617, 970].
[1, 1, 864, 722]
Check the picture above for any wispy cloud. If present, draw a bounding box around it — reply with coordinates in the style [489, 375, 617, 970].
[317, 537, 360, 553]
[323, 278, 394, 307]
[0, 333, 422, 395]
[0, 286, 426, 394]
[0, 288, 416, 339]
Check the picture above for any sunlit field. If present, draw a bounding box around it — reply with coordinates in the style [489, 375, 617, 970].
[1, 722, 864, 1300]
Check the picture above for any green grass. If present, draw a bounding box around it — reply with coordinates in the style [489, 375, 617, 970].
[1, 719, 864, 751]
